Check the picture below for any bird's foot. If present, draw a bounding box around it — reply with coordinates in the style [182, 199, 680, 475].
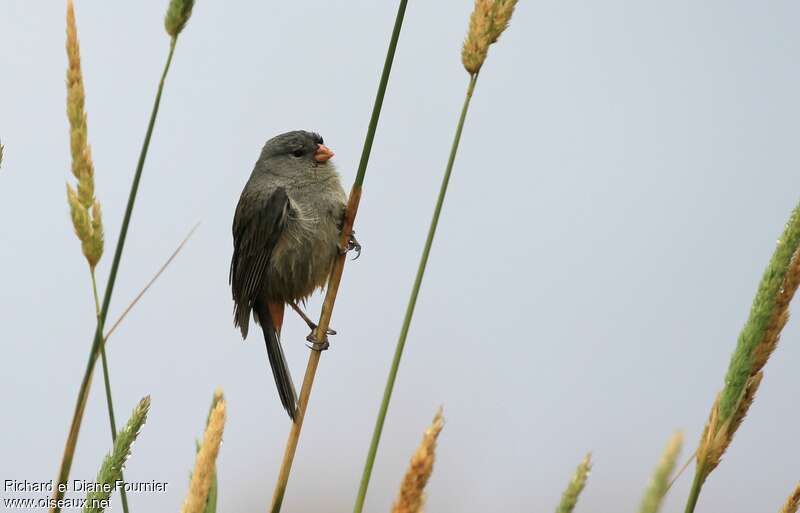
[306, 321, 337, 336]
[306, 332, 330, 351]
[290, 301, 336, 335]
[339, 230, 362, 260]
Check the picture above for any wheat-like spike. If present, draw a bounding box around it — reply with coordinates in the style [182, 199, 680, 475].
[67, 183, 91, 242]
[83, 397, 151, 513]
[391, 408, 444, 513]
[180, 400, 227, 513]
[555, 453, 592, 513]
[85, 199, 105, 267]
[66, 0, 94, 208]
[779, 484, 800, 513]
[751, 250, 800, 373]
[638, 432, 683, 513]
[66, 0, 104, 269]
[700, 250, 800, 477]
[461, 0, 518, 75]
[165, 0, 196, 38]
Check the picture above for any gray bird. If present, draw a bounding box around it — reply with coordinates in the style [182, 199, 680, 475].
[230, 130, 356, 420]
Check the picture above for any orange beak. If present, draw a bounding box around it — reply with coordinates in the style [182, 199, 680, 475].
[314, 144, 334, 163]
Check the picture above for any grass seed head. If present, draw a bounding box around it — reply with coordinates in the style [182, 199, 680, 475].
[780, 484, 800, 513]
[391, 408, 444, 513]
[638, 432, 683, 513]
[84, 396, 151, 513]
[181, 399, 226, 513]
[65, 0, 104, 269]
[556, 453, 592, 513]
[462, 0, 518, 75]
[165, 0, 195, 38]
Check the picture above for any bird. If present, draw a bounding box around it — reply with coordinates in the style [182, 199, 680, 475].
[230, 130, 358, 420]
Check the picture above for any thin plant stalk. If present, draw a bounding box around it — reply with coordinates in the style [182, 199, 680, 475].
[354, 1, 518, 508]
[267, 2, 409, 512]
[50, 38, 180, 513]
[104, 222, 199, 343]
[353, 73, 477, 513]
[89, 270, 130, 513]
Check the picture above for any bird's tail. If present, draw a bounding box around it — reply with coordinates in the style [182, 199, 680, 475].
[255, 301, 297, 420]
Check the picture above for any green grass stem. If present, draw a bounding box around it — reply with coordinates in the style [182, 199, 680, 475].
[90, 269, 130, 513]
[50, 37, 180, 513]
[352, 73, 478, 513]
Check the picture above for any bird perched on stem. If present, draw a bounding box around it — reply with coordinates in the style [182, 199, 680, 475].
[230, 130, 359, 420]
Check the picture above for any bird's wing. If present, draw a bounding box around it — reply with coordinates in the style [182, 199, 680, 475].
[230, 186, 290, 337]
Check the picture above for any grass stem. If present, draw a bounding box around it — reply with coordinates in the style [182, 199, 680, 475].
[352, 73, 477, 513]
[50, 38, 179, 513]
[684, 466, 704, 513]
[267, 3, 409, 512]
[90, 269, 130, 513]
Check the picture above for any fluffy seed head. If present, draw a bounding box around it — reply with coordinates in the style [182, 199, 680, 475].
[165, 0, 195, 37]
[780, 484, 800, 513]
[65, 0, 104, 269]
[638, 432, 683, 513]
[462, 0, 518, 74]
[391, 408, 444, 513]
[181, 399, 226, 513]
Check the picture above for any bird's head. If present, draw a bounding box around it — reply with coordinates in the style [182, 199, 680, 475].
[259, 130, 334, 176]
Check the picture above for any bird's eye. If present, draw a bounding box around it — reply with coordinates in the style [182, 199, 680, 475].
[291, 149, 304, 158]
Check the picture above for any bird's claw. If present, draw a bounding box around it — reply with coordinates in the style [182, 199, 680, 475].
[306, 332, 330, 351]
[339, 230, 362, 260]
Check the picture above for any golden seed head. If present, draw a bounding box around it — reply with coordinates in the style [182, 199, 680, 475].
[780, 484, 800, 513]
[181, 399, 226, 513]
[392, 408, 444, 513]
[65, 0, 104, 269]
[461, 0, 518, 75]
[67, 183, 91, 242]
[165, 0, 195, 38]
[86, 200, 105, 267]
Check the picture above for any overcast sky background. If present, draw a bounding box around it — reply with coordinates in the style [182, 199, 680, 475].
[2, 1, 800, 512]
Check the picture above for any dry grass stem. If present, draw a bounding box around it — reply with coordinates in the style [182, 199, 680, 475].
[181, 399, 227, 513]
[780, 484, 800, 513]
[66, 0, 103, 269]
[391, 408, 444, 513]
[555, 453, 592, 513]
[104, 223, 199, 342]
[461, 0, 518, 74]
[638, 432, 683, 513]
